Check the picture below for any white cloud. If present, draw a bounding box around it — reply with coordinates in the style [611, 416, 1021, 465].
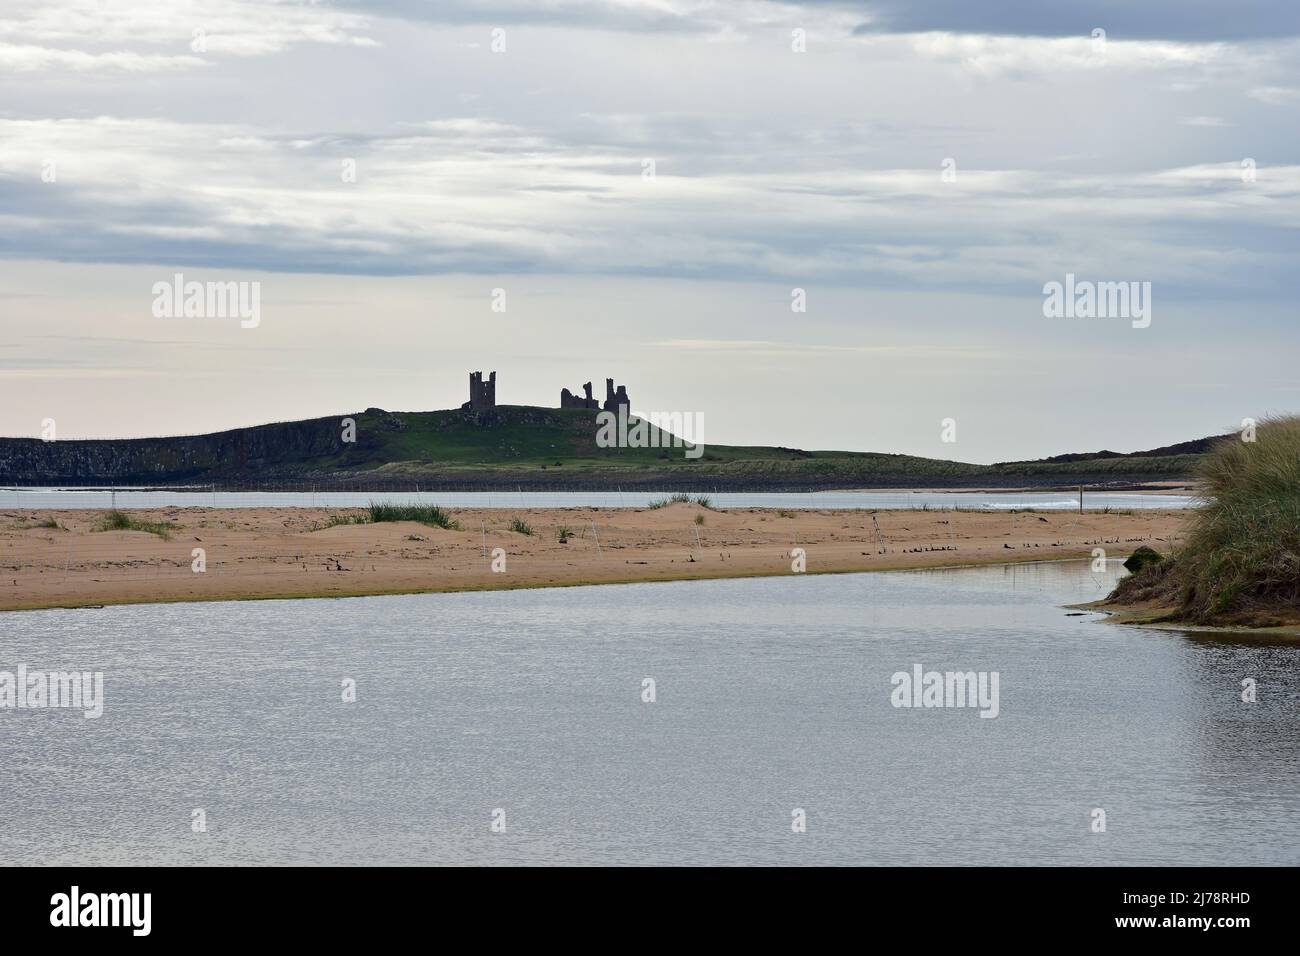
[0, 42, 205, 72]
[897, 32, 1225, 76]
[0, 0, 378, 71]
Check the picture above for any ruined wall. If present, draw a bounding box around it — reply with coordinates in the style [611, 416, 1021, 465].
[560, 382, 600, 410]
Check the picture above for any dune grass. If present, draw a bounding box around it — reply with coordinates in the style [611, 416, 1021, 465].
[646, 493, 688, 509]
[324, 513, 368, 528]
[647, 493, 713, 509]
[95, 510, 174, 539]
[1109, 416, 1300, 623]
[508, 517, 534, 536]
[367, 502, 460, 530]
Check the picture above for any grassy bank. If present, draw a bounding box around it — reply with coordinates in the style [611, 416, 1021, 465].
[1105, 416, 1300, 627]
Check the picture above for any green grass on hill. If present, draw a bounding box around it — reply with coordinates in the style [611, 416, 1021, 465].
[325, 407, 1200, 485]
[2, 402, 1209, 487]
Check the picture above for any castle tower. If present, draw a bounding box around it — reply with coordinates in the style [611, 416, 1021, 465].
[462, 370, 497, 411]
[603, 378, 630, 413]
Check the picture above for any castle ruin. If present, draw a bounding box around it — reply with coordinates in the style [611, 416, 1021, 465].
[602, 378, 630, 413]
[461, 370, 630, 413]
[462, 370, 496, 411]
[560, 382, 600, 410]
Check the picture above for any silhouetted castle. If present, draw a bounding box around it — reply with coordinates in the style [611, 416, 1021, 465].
[562, 378, 630, 412]
[462, 370, 496, 411]
[463, 370, 630, 413]
[602, 378, 629, 412]
[560, 382, 600, 410]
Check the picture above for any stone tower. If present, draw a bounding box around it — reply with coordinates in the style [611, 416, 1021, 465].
[603, 378, 630, 413]
[462, 370, 496, 411]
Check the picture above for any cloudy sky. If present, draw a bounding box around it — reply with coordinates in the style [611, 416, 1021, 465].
[1, 1, 1297, 462]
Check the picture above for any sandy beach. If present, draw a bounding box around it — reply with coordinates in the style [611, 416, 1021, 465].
[0, 503, 1189, 612]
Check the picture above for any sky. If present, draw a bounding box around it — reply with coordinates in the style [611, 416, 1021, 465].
[1, 1, 1297, 463]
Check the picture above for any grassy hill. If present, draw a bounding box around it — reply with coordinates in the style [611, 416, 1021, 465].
[0, 404, 1215, 490]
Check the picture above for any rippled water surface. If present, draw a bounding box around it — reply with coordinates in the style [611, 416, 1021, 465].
[1, 560, 1295, 865]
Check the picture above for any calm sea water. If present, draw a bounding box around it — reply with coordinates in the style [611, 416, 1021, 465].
[1, 560, 1295, 866]
[2, 487, 1194, 510]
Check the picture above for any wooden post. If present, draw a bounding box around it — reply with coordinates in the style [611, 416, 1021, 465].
[1079, 484, 1084, 514]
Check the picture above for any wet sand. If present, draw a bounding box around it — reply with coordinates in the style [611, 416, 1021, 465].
[0, 504, 1189, 611]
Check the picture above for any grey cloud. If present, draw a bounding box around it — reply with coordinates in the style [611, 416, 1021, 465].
[2, 120, 1297, 301]
[847, 0, 1300, 41]
[339, 0, 1300, 41]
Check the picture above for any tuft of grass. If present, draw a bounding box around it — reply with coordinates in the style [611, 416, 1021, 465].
[508, 517, 534, 536]
[1108, 416, 1300, 623]
[35, 516, 65, 530]
[777, 509, 796, 519]
[647, 492, 689, 509]
[648, 493, 713, 509]
[95, 510, 174, 539]
[694, 514, 705, 526]
[367, 502, 460, 530]
[557, 524, 573, 543]
[324, 513, 368, 527]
